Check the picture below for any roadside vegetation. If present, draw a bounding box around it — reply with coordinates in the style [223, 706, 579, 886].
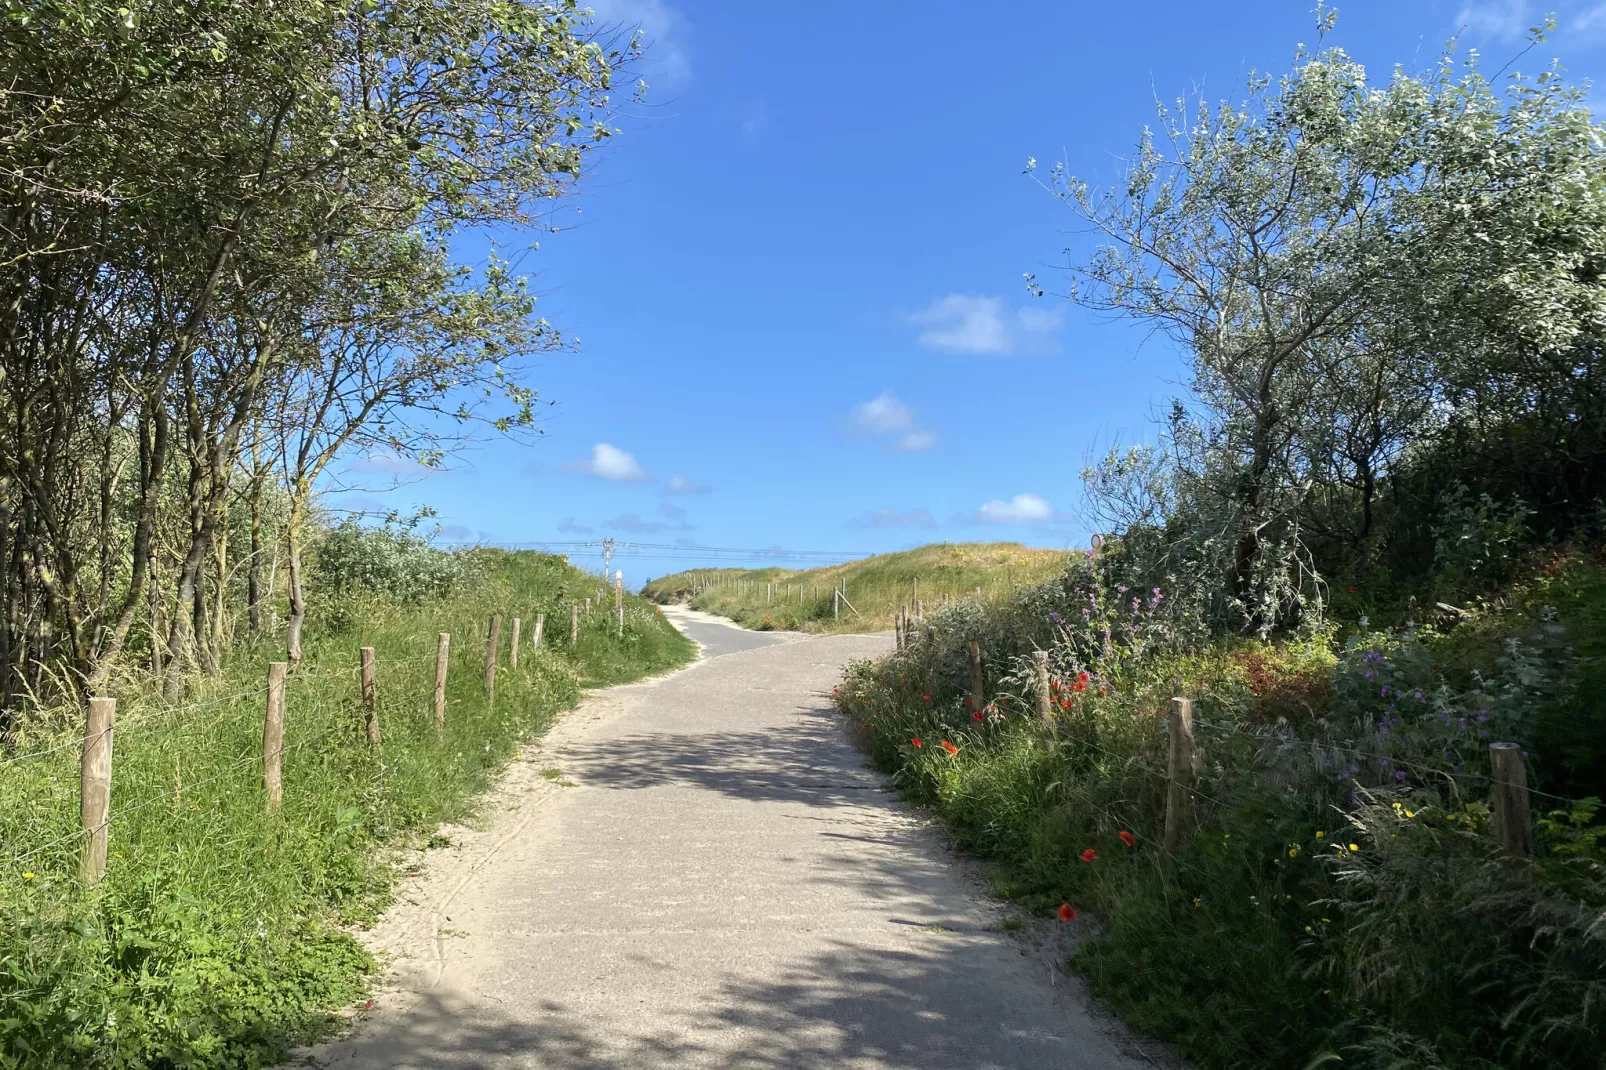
[0, 540, 692, 1067]
[0, 4, 685, 1065]
[834, 29, 1606, 1070]
[643, 543, 1066, 633]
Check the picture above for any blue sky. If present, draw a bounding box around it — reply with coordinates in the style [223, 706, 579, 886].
[333, 0, 1606, 583]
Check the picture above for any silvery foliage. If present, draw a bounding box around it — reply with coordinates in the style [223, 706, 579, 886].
[1038, 18, 1606, 636]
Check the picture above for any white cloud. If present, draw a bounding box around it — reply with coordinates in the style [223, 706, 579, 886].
[1456, 0, 1532, 39]
[665, 472, 712, 495]
[347, 451, 436, 476]
[911, 294, 1011, 354]
[852, 391, 914, 434]
[975, 493, 1055, 524]
[850, 391, 938, 452]
[910, 294, 1064, 355]
[589, 0, 690, 86]
[556, 517, 595, 535]
[564, 443, 652, 483]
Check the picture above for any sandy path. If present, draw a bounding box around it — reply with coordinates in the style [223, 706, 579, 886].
[298, 608, 1157, 1069]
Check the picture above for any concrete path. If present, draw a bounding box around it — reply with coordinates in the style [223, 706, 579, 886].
[301, 609, 1156, 1070]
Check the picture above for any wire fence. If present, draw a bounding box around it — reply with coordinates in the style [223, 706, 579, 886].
[876, 629, 1598, 869]
[3, 599, 627, 884]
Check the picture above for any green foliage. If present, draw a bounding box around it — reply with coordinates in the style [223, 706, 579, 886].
[833, 553, 1606, 1069]
[312, 520, 478, 604]
[0, 550, 692, 1066]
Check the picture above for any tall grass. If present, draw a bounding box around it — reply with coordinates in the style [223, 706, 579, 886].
[644, 542, 1067, 633]
[833, 554, 1606, 1069]
[0, 549, 693, 1068]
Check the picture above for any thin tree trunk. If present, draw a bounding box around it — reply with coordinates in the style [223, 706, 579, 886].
[285, 491, 307, 664]
[248, 450, 263, 636]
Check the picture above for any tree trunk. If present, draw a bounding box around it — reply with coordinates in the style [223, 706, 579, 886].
[285, 491, 307, 665]
[248, 457, 263, 636]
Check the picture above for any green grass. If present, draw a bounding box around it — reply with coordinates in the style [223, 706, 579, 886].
[0, 549, 692, 1068]
[643, 542, 1068, 633]
[832, 552, 1606, 1070]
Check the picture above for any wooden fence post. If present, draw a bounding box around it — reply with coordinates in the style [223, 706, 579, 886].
[510, 617, 521, 671]
[833, 588, 840, 621]
[484, 614, 501, 706]
[616, 573, 624, 637]
[532, 612, 545, 650]
[79, 696, 116, 885]
[434, 633, 450, 741]
[1033, 650, 1052, 726]
[1489, 742, 1534, 857]
[570, 603, 579, 643]
[263, 662, 286, 809]
[360, 646, 379, 745]
[894, 609, 904, 650]
[968, 641, 985, 715]
[1165, 697, 1194, 851]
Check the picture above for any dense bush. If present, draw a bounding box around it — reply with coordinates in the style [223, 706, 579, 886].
[312, 520, 478, 604]
[834, 548, 1606, 1069]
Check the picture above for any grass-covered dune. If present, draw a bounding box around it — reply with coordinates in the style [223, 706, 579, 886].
[643, 542, 1068, 633]
[0, 547, 692, 1068]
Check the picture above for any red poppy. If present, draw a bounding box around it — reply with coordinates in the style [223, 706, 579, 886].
[911, 738, 923, 748]
[972, 710, 984, 721]
[1347, 585, 1358, 593]
[1077, 670, 1090, 682]
[1070, 679, 1086, 693]
[1097, 688, 1107, 696]
[1060, 699, 1071, 710]
[1119, 830, 1136, 847]
[1057, 903, 1077, 922]
[922, 694, 931, 702]
[940, 739, 959, 756]
[964, 696, 973, 706]
[1080, 848, 1098, 862]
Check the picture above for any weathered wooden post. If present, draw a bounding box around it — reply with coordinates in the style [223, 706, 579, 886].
[1165, 697, 1195, 851]
[1489, 742, 1534, 857]
[968, 641, 985, 716]
[509, 617, 521, 671]
[1033, 650, 1052, 726]
[484, 614, 502, 706]
[80, 697, 116, 885]
[616, 572, 624, 638]
[263, 662, 286, 809]
[570, 604, 579, 644]
[894, 609, 904, 651]
[360, 646, 379, 745]
[434, 633, 450, 741]
[532, 612, 545, 650]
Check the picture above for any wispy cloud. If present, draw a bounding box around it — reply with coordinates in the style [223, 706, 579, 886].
[853, 507, 937, 529]
[849, 391, 938, 452]
[557, 517, 595, 535]
[1455, 0, 1606, 40]
[910, 294, 1064, 356]
[563, 443, 653, 483]
[346, 451, 437, 477]
[602, 512, 689, 534]
[589, 0, 690, 86]
[665, 472, 712, 495]
[970, 493, 1058, 525]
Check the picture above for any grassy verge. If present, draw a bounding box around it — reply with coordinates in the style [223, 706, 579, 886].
[0, 549, 692, 1068]
[831, 551, 1606, 1069]
[643, 542, 1066, 634]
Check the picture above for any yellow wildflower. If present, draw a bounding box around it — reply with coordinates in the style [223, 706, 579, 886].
[22, 872, 34, 879]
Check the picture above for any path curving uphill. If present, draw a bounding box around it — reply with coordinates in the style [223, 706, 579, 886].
[302, 607, 1156, 1069]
